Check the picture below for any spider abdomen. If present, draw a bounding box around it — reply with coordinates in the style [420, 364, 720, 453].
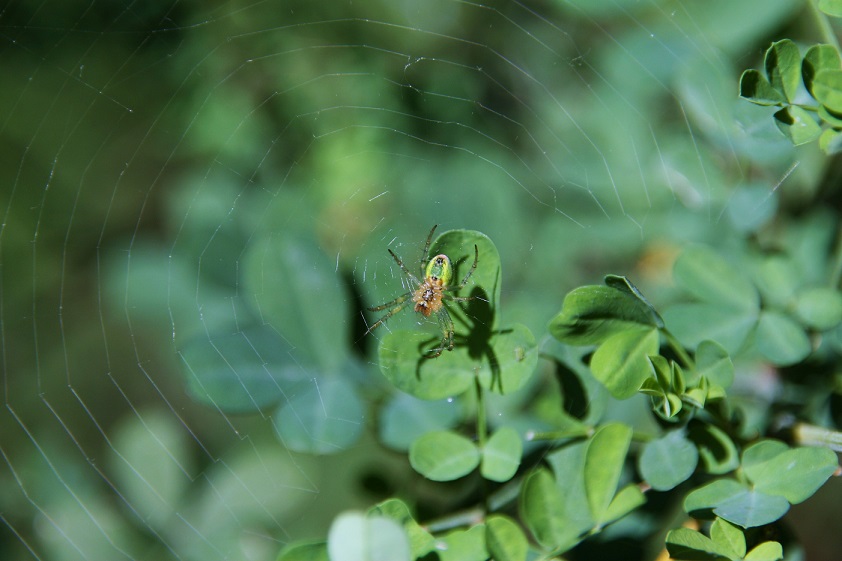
[412, 278, 445, 317]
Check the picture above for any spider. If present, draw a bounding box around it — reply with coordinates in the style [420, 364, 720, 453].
[364, 225, 479, 357]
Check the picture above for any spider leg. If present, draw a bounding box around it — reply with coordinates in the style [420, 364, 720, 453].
[455, 244, 479, 290]
[367, 291, 411, 312]
[419, 224, 438, 277]
[387, 249, 419, 284]
[364, 298, 412, 335]
[426, 306, 455, 358]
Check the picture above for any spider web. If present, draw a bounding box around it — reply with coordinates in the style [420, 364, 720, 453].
[0, 1, 808, 560]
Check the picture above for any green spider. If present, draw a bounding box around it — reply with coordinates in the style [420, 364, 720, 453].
[365, 225, 479, 357]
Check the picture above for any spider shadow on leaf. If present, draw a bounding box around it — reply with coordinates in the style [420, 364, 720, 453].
[413, 284, 511, 393]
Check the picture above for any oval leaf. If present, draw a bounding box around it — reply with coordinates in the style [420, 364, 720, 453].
[764, 39, 801, 102]
[812, 69, 842, 113]
[673, 246, 758, 310]
[409, 430, 480, 481]
[485, 515, 528, 561]
[742, 442, 838, 504]
[273, 377, 365, 455]
[327, 512, 411, 561]
[740, 69, 785, 106]
[585, 423, 632, 524]
[590, 328, 660, 399]
[481, 427, 522, 482]
[755, 311, 811, 366]
[519, 468, 569, 550]
[639, 429, 699, 491]
[794, 286, 842, 331]
[774, 106, 822, 146]
[379, 393, 461, 451]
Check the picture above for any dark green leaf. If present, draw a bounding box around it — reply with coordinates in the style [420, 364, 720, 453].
[180, 324, 303, 413]
[379, 393, 461, 451]
[273, 377, 365, 455]
[603, 275, 665, 328]
[520, 467, 570, 550]
[585, 423, 632, 524]
[602, 484, 646, 525]
[549, 285, 662, 346]
[811, 69, 842, 112]
[590, 328, 660, 399]
[244, 235, 348, 371]
[764, 40, 802, 102]
[639, 429, 699, 491]
[409, 430, 480, 481]
[755, 311, 811, 366]
[710, 518, 746, 559]
[485, 515, 528, 561]
[739, 69, 786, 106]
[481, 427, 522, 482]
[378, 330, 474, 400]
[666, 527, 730, 561]
[774, 106, 823, 145]
[803, 44, 841, 93]
[742, 441, 838, 504]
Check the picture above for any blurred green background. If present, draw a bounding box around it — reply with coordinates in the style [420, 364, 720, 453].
[1, 0, 839, 560]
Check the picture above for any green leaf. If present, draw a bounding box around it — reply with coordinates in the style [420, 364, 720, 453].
[180, 324, 302, 413]
[277, 541, 329, 561]
[666, 527, 730, 561]
[639, 429, 699, 491]
[481, 427, 522, 482]
[812, 69, 842, 113]
[603, 275, 665, 328]
[765, 40, 802, 102]
[710, 517, 746, 559]
[327, 512, 411, 561]
[485, 515, 528, 561]
[755, 311, 811, 365]
[520, 467, 569, 550]
[774, 106, 823, 145]
[479, 323, 539, 395]
[664, 303, 757, 356]
[803, 44, 841, 93]
[742, 441, 838, 504]
[819, 0, 842, 16]
[436, 525, 487, 561]
[819, 127, 842, 154]
[695, 340, 734, 389]
[673, 246, 759, 310]
[430, 229, 502, 322]
[545, 441, 594, 544]
[244, 235, 348, 371]
[602, 484, 646, 525]
[688, 422, 740, 475]
[378, 330, 474, 400]
[794, 286, 842, 331]
[379, 393, 461, 451]
[685, 479, 790, 528]
[739, 69, 786, 106]
[273, 376, 365, 455]
[585, 423, 632, 524]
[549, 284, 662, 346]
[590, 328, 660, 399]
[409, 430, 480, 481]
[745, 541, 784, 561]
[368, 499, 435, 559]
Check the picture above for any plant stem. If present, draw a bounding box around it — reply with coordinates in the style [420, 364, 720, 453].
[809, 0, 841, 50]
[662, 328, 694, 370]
[475, 374, 487, 448]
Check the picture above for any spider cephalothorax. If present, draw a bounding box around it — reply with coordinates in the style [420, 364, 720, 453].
[365, 227, 478, 357]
